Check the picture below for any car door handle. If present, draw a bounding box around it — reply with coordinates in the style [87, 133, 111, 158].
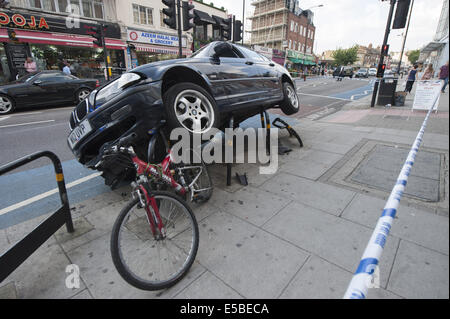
[269, 63, 275, 67]
[245, 61, 254, 65]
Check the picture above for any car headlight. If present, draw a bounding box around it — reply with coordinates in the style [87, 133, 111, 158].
[95, 73, 142, 106]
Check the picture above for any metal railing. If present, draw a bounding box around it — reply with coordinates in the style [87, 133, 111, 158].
[0, 151, 74, 283]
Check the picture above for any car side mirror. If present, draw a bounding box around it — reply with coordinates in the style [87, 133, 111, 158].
[213, 42, 233, 59]
[33, 80, 43, 86]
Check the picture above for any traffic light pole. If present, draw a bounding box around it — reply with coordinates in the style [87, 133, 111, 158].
[371, 0, 396, 108]
[101, 25, 110, 82]
[398, 0, 414, 74]
[177, 0, 183, 58]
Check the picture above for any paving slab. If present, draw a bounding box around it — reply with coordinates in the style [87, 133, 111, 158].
[387, 240, 449, 299]
[0, 239, 85, 299]
[207, 187, 289, 227]
[342, 194, 449, 255]
[195, 210, 309, 299]
[67, 232, 206, 299]
[174, 271, 243, 299]
[0, 282, 17, 299]
[70, 289, 93, 299]
[260, 173, 356, 216]
[263, 201, 399, 289]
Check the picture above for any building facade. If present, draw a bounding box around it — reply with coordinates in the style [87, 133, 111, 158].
[0, 0, 230, 84]
[356, 44, 380, 68]
[249, 0, 316, 68]
[420, 0, 448, 73]
[0, 0, 126, 83]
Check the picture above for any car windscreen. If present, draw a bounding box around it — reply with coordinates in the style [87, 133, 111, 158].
[359, 69, 368, 72]
[17, 73, 38, 83]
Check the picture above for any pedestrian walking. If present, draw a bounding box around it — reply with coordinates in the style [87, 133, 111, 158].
[24, 57, 37, 74]
[439, 61, 449, 93]
[421, 64, 434, 80]
[337, 67, 344, 82]
[405, 65, 418, 93]
[62, 61, 71, 75]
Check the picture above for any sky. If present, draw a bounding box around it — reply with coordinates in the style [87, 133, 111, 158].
[224, 0, 444, 54]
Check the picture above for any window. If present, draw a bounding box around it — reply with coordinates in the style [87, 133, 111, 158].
[300, 25, 303, 35]
[238, 46, 265, 62]
[293, 41, 296, 51]
[160, 10, 169, 28]
[29, 0, 104, 19]
[303, 28, 306, 37]
[311, 31, 314, 40]
[295, 23, 298, 32]
[290, 21, 294, 31]
[289, 39, 292, 49]
[212, 44, 244, 59]
[298, 42, 301, 51]
[133, 4, 153, 25]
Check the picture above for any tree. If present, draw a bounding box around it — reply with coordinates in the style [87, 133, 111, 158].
[332, 45, 359, 66]
[406, 50, 420, 65]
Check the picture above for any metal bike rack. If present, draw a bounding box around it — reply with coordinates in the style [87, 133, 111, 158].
[0, 151, 75, 283]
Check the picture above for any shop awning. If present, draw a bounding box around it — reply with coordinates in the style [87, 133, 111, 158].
[421, 41, 446, 53]
[288, 57, 303, 64]
[212, 15, 228, 28]
[0, 29, 127, 50]
[133, 43, 192, 55]
[194, 10, 215, 25]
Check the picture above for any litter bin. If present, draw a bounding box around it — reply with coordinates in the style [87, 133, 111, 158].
[377, 79, 398, 106]
[394, 91, 407, 106]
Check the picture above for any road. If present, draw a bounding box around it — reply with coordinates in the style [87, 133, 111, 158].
[0, 76, 375, 229]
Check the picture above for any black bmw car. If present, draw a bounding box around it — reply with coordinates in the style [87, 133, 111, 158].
[68, 41, 300, 185]
[0, 71, 99, 115]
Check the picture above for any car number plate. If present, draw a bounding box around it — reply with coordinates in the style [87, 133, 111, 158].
[68, 119, 92, 149]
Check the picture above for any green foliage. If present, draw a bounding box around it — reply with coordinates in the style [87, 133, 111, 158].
[406, 50, 420, 65]
[332, 45, 359, 66]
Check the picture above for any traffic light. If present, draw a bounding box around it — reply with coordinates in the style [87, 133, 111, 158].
[393, 0, 411, 29]
[377, 63, 386, 78]
[381, 44, 390, 56]
[222, 18, 232, 41]
[233, 20, 243, 43]
[91, 25, 106, 47]
[182, 1, 195, 31]
[162, 0, 177, 30]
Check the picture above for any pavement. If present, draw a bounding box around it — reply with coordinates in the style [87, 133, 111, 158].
[0, 81, 448, 299]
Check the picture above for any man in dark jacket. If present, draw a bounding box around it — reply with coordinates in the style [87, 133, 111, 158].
[439, 61, 449, 93]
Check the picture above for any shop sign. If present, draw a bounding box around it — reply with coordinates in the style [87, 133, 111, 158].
[0, 9, 121, 39]
[127, 29, 186, 47]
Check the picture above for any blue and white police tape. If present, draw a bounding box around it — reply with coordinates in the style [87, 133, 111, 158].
[343, 92, 440, 299]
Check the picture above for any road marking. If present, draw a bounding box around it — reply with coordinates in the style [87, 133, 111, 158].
[0, 172, 103, 217]
[0, 116, 10, 122]
[0, 120, 55, 129]
[297, 93, 352, 101]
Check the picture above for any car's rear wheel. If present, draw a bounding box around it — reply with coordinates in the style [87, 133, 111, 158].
[163, 83, 220, 136]
[0, 94, 15, 115]
[280, 82, 300, 116]
[76, 88, 91, 103]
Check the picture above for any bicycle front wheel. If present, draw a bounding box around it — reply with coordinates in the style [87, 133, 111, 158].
[111, 191, 199, 291]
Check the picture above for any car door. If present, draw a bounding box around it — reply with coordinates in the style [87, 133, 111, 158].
[211, 43, 265, 112]
[39, 72, 77, 103]
[238, 46, 282, 101]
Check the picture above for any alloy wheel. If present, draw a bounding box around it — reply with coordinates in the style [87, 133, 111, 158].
[174, 90, 215, 134]
[286, 86, 299, 110]
[0, 96, 13, 114]
[78, 89, 91, 102]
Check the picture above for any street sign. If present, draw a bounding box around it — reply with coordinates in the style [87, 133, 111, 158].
[412, 80, 442, 112]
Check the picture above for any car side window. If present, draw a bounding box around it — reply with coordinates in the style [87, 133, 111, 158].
[238, 46, 265, 62]
[213, 44, 244, 59]
[34, 73, 67, 82]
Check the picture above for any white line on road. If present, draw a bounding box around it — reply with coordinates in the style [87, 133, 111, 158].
[297, 93, 352, 101]
[0, 120, 55, 129]
[0, 172, 103, 217]
[0, 116, 10, 122]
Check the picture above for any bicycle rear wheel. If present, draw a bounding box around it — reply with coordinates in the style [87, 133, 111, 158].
[111, 191, 199, 291]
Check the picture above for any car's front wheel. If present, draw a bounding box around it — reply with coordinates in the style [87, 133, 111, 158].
[163, 83, 220, 136]
[0, 94, 15, 115]
[280, 82, 300, 115]
[76, 88, 92, 103]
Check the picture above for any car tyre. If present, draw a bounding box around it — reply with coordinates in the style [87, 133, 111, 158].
[75, 88, 92, 103]
[163, 82, 220, 136]
[0, 94, 15, 115]
[280, 82, 300, 115]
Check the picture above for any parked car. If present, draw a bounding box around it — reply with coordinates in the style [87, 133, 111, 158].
[333, 66, 354, 78]
[67, 41, 300, 187]
[368, 68, 378, 77]
[355, 68, 369, 78]
[0, 71, 99, 115]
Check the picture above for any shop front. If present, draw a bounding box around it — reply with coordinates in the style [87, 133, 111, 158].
[0, 9, 127, 83]
[126, 28, 191, 68]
